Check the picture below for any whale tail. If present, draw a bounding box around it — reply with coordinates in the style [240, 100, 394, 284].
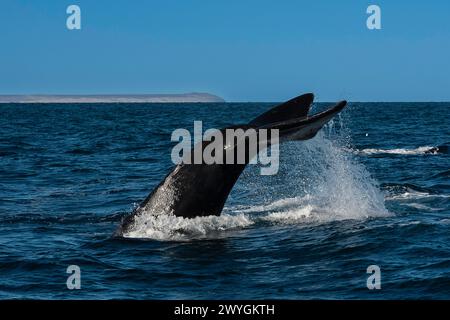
[116, 93, 347, 235]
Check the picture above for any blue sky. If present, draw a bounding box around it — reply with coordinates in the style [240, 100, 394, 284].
[1, 0, 449, 101]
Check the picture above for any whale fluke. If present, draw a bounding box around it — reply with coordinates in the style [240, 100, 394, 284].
[116, 93, 347, 236]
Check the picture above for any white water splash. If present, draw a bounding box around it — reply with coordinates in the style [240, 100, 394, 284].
[123, 213, 253, 241]
[358, 146, 439, 155]
[254, 130, 390, 224]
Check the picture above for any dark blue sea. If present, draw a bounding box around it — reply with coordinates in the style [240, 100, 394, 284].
[0, 102, 449, 299]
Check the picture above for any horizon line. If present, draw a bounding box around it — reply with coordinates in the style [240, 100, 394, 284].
[0, 93, 449, 104]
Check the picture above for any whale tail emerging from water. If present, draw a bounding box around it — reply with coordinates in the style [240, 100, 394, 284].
[116, 93, 347, 236]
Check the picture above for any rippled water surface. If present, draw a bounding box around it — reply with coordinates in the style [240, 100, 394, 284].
[0, 102, 449, 299]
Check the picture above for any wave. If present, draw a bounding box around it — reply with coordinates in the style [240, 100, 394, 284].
[386, 191, 450, 201]
[383, 183, 449, 212]
[383, 183, 450, 201]
[357, 145, 448, 156]
[123, 129, 390, 241]
[431, 169, 450, 179]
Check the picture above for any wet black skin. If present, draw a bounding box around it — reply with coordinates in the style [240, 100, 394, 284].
[116, 93, 347, 236]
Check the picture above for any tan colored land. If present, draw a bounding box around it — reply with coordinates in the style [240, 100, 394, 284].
[0, 93, 225, 103]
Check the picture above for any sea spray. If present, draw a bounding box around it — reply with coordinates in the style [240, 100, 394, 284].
[262, 129, 390, 223]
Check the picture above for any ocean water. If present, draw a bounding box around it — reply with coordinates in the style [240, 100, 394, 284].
[0, 102, 449, 299]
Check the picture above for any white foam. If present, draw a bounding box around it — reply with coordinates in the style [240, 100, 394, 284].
[123, 213, 254, 241]
[230, 195, 313, 215]
[386, 190, 450, 201]
[358, 146, 438, 155]
[262, 205, 315, 223]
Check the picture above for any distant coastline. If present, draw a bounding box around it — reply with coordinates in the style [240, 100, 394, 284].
[0, 93, 225, 103]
